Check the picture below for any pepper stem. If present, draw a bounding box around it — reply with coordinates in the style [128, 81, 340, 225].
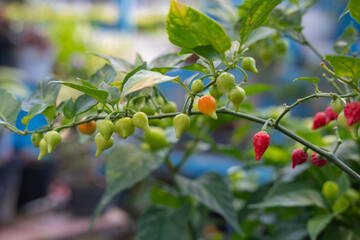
[261, 118, 273, 132]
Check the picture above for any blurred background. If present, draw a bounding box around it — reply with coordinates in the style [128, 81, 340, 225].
[0, 0, 357, 239]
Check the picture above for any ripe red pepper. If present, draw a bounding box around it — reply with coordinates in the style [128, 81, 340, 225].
[312, 112, 327, 130]
[291, 148, 308, 168]
[253, 131, 270, 161]
[344, 102, 360, 126]
[311, 152, 328, 167]
[324, 107, 338, 124]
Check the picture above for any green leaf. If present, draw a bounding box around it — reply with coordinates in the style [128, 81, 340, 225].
[135, 52, 145, 66]
[0, 88, 21, 125]
[22, 103, 50, 125]
[293, 77, 319, 91]
[333, 24, 357, 55]
[267, 215, 308, 240]
[349, 0, 360, 24]
[22, 76, 61, 112]
[239, 0, 282, 44]
[137, 205, 189, 240]
[91, 145, 164, 227]
[180, 63, 207, 73]
[149, 53, 189, 69]
[80, 79, 97, 89]
[121, 62, 147, 91]
[74, 94, 99, 115]
[243, 84, 273, 96]
[63, 98, 76, 119]
[99, 82, 120, 105]
[296, 130, 325, 147]
[332, 195, 350, 213]
[307, 213, 335, 240]
[336, 173, 350, 196]
[42, 104, 56, 120]
[178, 48, 194, 55]
[88, 64, 116, 87]
[338, 4, 349, 22]
[89, 52, 134, 72]
[121, 70, 180, 97]
[245, 26, 276, 47]
[250, 188, 326, 208]
[166, 0, 231, 56]
[151, 187, 182, 208]
[262, 146, 291, 164]
[52, 81, 108, 103]
[193, 45, 224, 61]
[325, 55, 360, 81]
[151, 67, 176, 74]
[176, 173, 242, 235]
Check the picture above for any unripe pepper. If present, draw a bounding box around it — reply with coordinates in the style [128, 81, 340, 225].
[132, 111, 151, 133]
[331, 97, 346, 114]
[275, 39, 288, 55]
[155, 96, 165, 106]
[44, 130, 62, 153]
[217, 72, 235, 94]
[95, 133, 114, 157]
[192, 97, 199, 111]
[338, 112, 359, 140]
[162, 101, 177, 113]
[322, 181, 339, 201]
[227, 86, 245, 112]
[291, 148, 308, 168]
[344, 101, 360, 126]
[209, 85, 223, 101]
[38, 138, 49, 160]
[312, 112, 327, 130]
[115, 117, 135, 139]
[173, 113, 190, 138]
[144, 127, 169, 150]
[310, 152, 328, 167]
[191, 79, 204, 94]
[345, 188, 360, 203]
[198, 95, 218, 120]
[252, 131, 270, 161]
[140, 102, 156, 115]
[241, 57, 258, 74]
[98, 119, 114, 141]
[31, 133, 43, 148]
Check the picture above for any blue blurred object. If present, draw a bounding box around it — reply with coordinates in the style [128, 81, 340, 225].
[13, 110, 47, 156]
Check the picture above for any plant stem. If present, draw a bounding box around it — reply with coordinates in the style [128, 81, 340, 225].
[236, 66, 248, 84]
[178, 80, 193, 96]
[332, 126, 342, 154]
[14, 107, 360, 182]
[301, 34, 324, 61]
[320, 62, 360, 92]
[149, 95, 162, 113]
[216, 108, 360, 182]
[274, 92, 356, 127]
[187, 97, 195, 115]
[209, 61, 217, 78]
[275, 124, 360, 182]
[154, 86, 168, 103]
